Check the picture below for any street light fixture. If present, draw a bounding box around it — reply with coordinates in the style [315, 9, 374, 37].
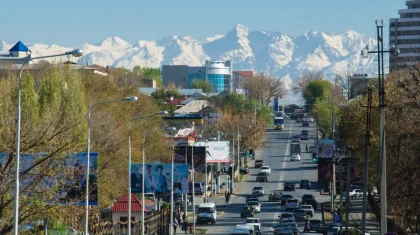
[127, 111, 167, 235]
[1, 49, 84, 235]
[85, 96, 138, 235]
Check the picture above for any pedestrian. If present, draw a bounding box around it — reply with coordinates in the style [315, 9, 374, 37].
[304, 218, 310, 233]
[173, 218, 179, 234]
[182, 212, 186, 223]
[183, 218, 189, 234]
[306, 145, 308, 152]
[227, 192, 231, 203]
[225, 191, 228, 203]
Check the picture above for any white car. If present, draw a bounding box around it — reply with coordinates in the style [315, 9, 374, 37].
[290, 153, 301, 161]
[328, 227, 370, 235]
[252, 187, 265, 196]
[260, 165, 271, 175]
[247, 201, 261, 213]
[342, 189, 364, 199]
[305, 116, 314, 122]
[285, 199, 300, 211]
[245, 217, 261, 231]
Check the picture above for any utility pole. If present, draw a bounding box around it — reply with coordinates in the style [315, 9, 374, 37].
[361, 20, 400, 235]
[361, 88, 373, 235]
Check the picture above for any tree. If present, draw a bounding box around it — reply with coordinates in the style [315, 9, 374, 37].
[244, 73, 286, 106]
[302, 78, 333, 112]
[190, 78, 212, 93]
[133, 66, 163, 85]
[292, 70, 325, 95]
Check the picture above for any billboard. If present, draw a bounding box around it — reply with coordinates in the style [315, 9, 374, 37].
[130, 163, 189, 194]
[316, 139, 335, 158]
[173, 146, 206, 172]
[0, 152, 99, 206]
[194, 141, 230, 163]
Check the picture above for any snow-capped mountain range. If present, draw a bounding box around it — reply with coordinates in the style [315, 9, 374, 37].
[0, 24, 379, 83]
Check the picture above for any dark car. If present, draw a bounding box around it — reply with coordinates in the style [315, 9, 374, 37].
[300, 179, 311, 189]
[188, 182, 205, 195]
[302, 198, 318, 210]
[302, 121, 310, 127]
[240, 167, 250, 174]
[309, 219, 323, 232]
[293, 209, 307, 222]
[256, 172, 268, 182]
[284, 182, 296, 191]
[280, 195, 294, 205]
[254, 160, 264, 168]
[269, 190, 284, 202]
[240, 206, 255, 218]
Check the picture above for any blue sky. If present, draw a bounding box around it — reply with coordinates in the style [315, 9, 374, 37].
[0, 0, 405, 47]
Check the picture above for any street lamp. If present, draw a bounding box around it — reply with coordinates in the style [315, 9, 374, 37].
[127, 111, 167, 235]
[0, 49, 84, 235]
[141, 129, 160, 235]
[85, 96, 138, 235]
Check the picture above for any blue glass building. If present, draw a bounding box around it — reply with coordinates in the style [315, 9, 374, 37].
[206, 60, 232, 93]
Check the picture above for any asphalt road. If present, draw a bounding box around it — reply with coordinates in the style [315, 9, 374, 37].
[193, 119, 333, 235]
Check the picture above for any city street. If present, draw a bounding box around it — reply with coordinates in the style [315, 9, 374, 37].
[194, 120, 331, 234]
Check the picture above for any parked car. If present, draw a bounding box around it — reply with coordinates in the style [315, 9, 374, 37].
[284, 182, 296, 191]
[256, 172, 268, 182]
[300, 180, 311, 189]
[269, 190, 283, 202]
[254, 160, 264, 168]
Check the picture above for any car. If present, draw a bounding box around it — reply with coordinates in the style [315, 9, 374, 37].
[189, 182, 205, 195]
[284, 182, 296, 191]
[302, 198, 318, 210]
[301, 130, 309, 135]
[280, 195, 294, 205]
[300, 205, 314, 217]
[256, 172, 268, 182]
[273, 224, 294, 235]
[297, 115, 305, 123]
[240, 206, 256, 218]
[275, 227, 300, 235]
[245, 222, 262, 235]
[328, 226, 371, 235]
[342, 189, 364, 199]
[269, 190, 283, 202]
[309, 219, 324, 232]
[300, 180, 311, 189]
[350, 182, 363, 190]
[247, 201, 261, 213]
[302, 121, 310, 127]
[281, 219, 297, 224]
[293, 209, 308, 222]
[260, 165, 271, 174]
[308, 145, 316, 153]
[280, 221, 298, 229]
[246, 197, 260, 204]
[305, 116, 314, 122]
[246, 217, 260, 224]
[239, 167, 250, 174]
[302, 194, 315, 201]
[254, 160, 264, 168]
[279, 212, 295, 221]
[290, 153, 301, 161]
[285, 199, 300, 211]
[196, 203, 217, 224]
[300, 133, 309, 140]
[252, 186, 265, 196]
[291, 137, 301, 143]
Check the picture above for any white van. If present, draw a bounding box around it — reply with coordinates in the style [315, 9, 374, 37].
[196, 203, 217, 224]
[236, 224, 255, 235]
[229, 227, 251, 235]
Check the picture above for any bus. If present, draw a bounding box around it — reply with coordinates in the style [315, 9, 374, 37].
[274, 117, 284, 130]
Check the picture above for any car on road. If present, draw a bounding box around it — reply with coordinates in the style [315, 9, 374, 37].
[246, 197, 260, 204]
[254, 160, 264, 168]
[328, 226, 371, 235]
[196, 203, 217, 224]
[247, 201, 261, 213]
[284, 182, 296, 191]
[290, 153, 301, 161]
[235, 224, 255, 235]
[342, 189, 364, 199]
[300, 131, 309, 140]
[302, 194, 315, 201]
[279, 212, 295, 222]
[269, 190, 283, 202]
[293, 209, 307, 222]
[245, 218, 261, 233]
[273, 224, 294, 235]
[256, 172, 268, 182]
[291, 136, 301, 143]
[240, 206, 256, 218]
[309, 219, 324, 232]
[302, 198, 318, 210]
[285, 199, 300, 211]
[239, 167, 250, 174]
[301, 130, 309, 135]
[275, 227, 300, 235]
[280, 221, 298, 229]
[305, 116, 314, 122]
[309, 145, 316, 153]
[297, 115, 305, 123]
[300, 204, 314, 217]
[189, 182, 205, 195]
[280, 195, 294, 205]
[350, 182, 363, 190]
[259, 165, 271, 175]
[229, 228, 250, 235]
[252, 186, 265, 196]
[302, 121, 310, 127]
[300, 180, 311, 189]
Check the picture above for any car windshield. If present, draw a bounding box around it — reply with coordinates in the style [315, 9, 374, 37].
[273, 190, 282, 195]
[274, 119, 284, 124]
[294, 210, 304, 213]
[301, 206, 311, 209]
[242, 207, 253, 211]
[246, 218, 259, 223]
[198, 207, 214, 213]
[253, 187, 263, 190]
[257, 173, 267, 176]
[248, 201, 259, 205]
[285, 182, 294, 185]
[261, 166, 269, 169]
[282, 213, 293, 217]
[303, 194, 313, 198]
[310, 220, 322, 223]
[255, 160, 263, 163]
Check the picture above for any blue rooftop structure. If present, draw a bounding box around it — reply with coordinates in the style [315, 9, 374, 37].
[9, 41, 31, 53]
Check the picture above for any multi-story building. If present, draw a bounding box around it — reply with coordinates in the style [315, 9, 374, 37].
[390, 0, 420, 70]
[162, 61, 252, 94]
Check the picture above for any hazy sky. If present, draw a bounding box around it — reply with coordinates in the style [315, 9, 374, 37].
[0, 0, 405, 47]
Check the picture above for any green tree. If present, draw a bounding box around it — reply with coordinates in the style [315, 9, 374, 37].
[303, 78, 333, 111]
[133, 66, 163, 85]
[190, 78, 212, 93]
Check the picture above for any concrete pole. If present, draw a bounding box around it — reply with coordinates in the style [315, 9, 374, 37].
[216, 132, 221, 193]
[184, 146, 188, 217]
[204, 140, 208, 203]
[231, 136, 235, 193]
[192, 145, 196, 235]
[339, 161, 344, 234]
[345, 161, 351, 234]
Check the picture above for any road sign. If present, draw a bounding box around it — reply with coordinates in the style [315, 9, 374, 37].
[333, 214, 342, 223]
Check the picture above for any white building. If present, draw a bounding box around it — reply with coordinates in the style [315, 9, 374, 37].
[390, 0, 420, 70]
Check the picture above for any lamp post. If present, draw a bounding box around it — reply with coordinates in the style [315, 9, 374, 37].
[0, 49, 84, 235]
[141, 129, 160, 235]
[128, 111, 167, 235]
[85, 96, 138, 235]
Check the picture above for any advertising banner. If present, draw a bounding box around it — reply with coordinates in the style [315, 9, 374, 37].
[173, 146, 206, 172]
[316, 139, 335, 158]
[130, 163, 189, 194]
[194, 141, 230, 163]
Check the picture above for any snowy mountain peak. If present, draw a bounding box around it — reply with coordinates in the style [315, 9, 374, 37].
[0, 24, 379, 81]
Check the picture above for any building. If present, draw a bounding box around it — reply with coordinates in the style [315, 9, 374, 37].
[161, 61, 252, 94]
[390, 0, 420, 70]
[110, 194, 153, 224]
[349, 74, 373, 100]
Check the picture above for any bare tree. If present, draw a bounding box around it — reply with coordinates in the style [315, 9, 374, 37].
[292, 71, 325, 96]
[244, 73, 286, 106]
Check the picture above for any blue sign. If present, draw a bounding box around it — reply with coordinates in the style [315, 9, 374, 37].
[333, 214, 342, 223]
